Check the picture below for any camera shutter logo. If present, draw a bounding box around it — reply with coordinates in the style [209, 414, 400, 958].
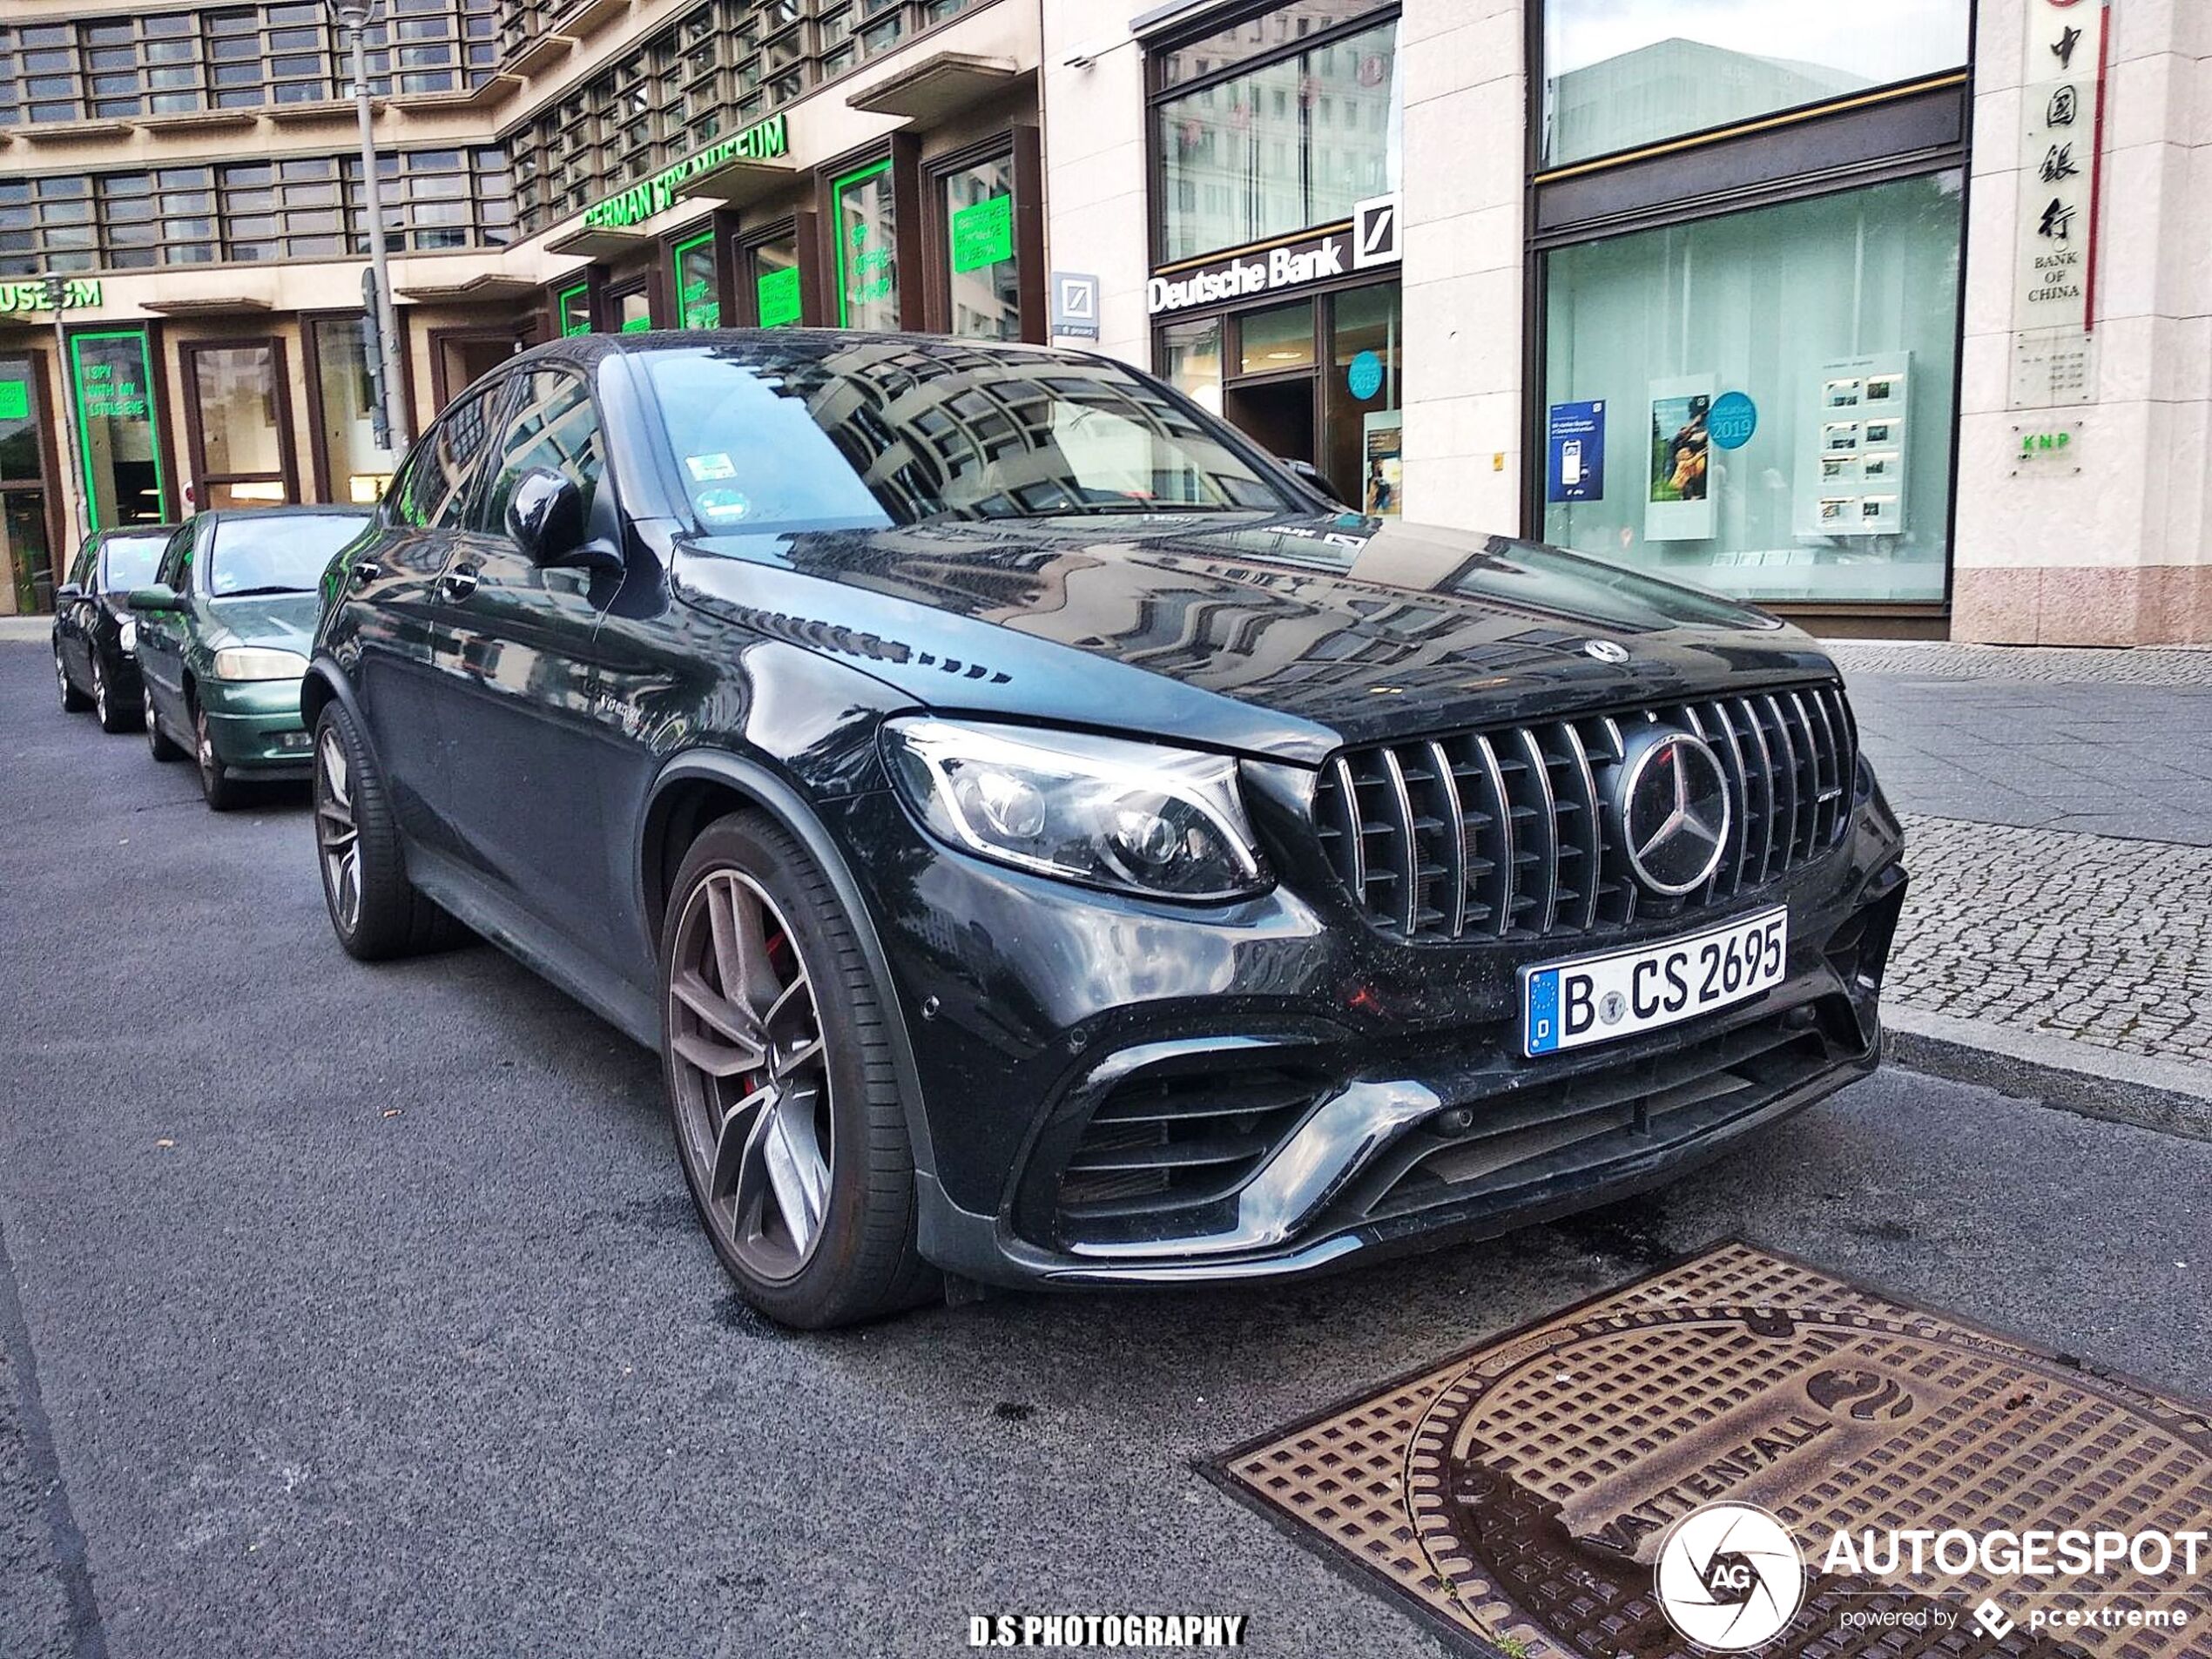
[1655, 1502, 1806, 1651]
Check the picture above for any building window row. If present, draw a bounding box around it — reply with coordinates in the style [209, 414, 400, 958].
[0, 150, 514, 274]
[508, 0, 974, 236]
[0, 0, 496, 125]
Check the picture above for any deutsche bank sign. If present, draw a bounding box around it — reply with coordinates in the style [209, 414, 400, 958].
[1146, 230, 1353, 317]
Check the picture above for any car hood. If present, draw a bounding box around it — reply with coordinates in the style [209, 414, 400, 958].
[671, 512, 1839, 765]
[199, 592, 322, 656]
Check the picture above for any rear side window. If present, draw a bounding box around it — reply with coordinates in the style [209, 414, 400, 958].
[395, 386, 502, 529]
[478, 371, 606, 536]
[100, 531, 168, 592]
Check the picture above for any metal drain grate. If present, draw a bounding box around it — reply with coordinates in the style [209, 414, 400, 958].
[1209, 1241, 2212, 1659]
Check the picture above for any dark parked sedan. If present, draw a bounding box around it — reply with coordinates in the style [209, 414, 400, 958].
[307, 332, 1905, 1328]
[52, 524, 175, 732]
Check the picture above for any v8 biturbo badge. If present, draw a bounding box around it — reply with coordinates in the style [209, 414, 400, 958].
[1210, 1242, 2212, 1658]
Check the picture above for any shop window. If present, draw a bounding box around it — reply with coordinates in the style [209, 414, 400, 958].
[68, 329, 168, 529]
[673, 231, 720, 329]
[1159, 317, 1223, 416]
[187, 341, 294, 509]
[1541, 0, 1969, 169]
[1238, 300, 1314, 376]
[0, 354, 54, 615]
[309, 316, 400, 505]
[942, 155, 1017, 341]
[1154, 13, 1399, 264]
[833, 159, 898, 331]
[1325, 285, 1399, 517]
[556, 280, 590, 338]
[1538, 172, 1962, 605]
[751, 236, 801, 327]
[614, 286, 652, 334]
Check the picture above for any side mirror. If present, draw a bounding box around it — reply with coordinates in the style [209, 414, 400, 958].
[126, 583, 185, 614]
[1284, 456, 1352, 509]
[506, 467, 597, 567]
[55, 583, 84, 604]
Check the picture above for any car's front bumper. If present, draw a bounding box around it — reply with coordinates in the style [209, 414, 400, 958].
[830, 779, 1908, 1291]
[199, 676, 313, 776]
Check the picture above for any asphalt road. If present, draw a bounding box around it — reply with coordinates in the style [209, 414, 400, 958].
[3, 636, 2209, 1659]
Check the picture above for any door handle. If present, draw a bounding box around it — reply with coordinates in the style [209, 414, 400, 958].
[439, 563, 480, 602]
[349, 559, 382, 589]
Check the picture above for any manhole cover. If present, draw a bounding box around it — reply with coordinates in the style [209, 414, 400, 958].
[1211, 1241, 2212, 1657]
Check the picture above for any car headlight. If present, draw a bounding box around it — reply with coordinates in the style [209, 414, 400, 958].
[118, 617, 136, 655]
[211, 646, 309, 681]
[882, 717, 1270, 901]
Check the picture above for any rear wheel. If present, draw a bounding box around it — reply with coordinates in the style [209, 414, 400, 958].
[144, 685, 183, 761]
[93, 658, 132, 733]
[313, 700, 463, 960]
[662, 814, 934, 1329]
[57, 646, 90, 712]
[194, 705, 243, 812]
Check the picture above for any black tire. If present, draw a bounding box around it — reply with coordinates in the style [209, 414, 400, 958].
[312, 700, 465, 961]
[57, 646, 91, 712]
[662, 813, 935, 1329]
[192, 703, 244, 812]
[93, 657, 133, 733]
[144, 685, 184, 761]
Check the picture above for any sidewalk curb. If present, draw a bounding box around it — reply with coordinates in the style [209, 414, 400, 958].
[0, 619, 51, 643]
[1885, 1006, 2212, 1144]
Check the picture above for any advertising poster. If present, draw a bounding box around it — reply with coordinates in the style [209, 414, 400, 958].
[1362, 411, 1403, 517]
[1546, 400, 1606, 503]
[1797, 352, 1911, 536]
[1644, 375, 1715, 541]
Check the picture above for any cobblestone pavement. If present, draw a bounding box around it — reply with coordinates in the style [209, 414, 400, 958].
[1826, 638, 2212, 685]
[1887, 813, 2212, 1069]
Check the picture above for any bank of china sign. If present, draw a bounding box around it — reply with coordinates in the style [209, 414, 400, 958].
[582, 113, 789, 233]
[1147, 195, 1400, 318]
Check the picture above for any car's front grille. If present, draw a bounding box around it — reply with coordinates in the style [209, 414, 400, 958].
[1311, 685, 1857, 943]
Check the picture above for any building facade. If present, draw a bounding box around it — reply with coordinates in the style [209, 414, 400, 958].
[3, 0, 2208, 643]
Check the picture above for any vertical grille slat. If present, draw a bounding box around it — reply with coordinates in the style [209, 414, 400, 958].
[1312, 680, 1858, 945]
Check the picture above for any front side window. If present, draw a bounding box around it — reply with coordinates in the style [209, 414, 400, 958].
[644, 341, 1292, 536]
[396, 385, 501, 528]
[481, 371, 604, 533]
[207, 512, 368, 596]
[1541, 0, 1970, 168]
[1155, 13, 1399, 264]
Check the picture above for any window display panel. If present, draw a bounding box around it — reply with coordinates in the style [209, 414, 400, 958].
[943, 156, 1018, 341]
[70, 329, 167, 528]
[1539, 173, 1961, 605]
[1541, 0, 1969, 167]
[834, 160, 899, 331]
[312, 317, 399, 504]
[1157, 16, 1399, 263]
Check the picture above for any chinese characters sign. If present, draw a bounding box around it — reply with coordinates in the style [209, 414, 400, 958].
[2013, 0, 2105, 336]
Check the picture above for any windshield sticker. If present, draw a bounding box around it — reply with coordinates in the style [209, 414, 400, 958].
[696, 489, 752, 523]
[685, 453, 738, 481]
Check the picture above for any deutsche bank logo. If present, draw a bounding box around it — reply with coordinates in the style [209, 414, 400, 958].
[1352, 192, 1400, 269]
[1050, 270, 1100, 340]
[1655, 1503, 1806, 1650]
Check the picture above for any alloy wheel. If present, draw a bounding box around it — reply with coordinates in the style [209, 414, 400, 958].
[314, 727, 361, 934]
[143, 688, 159, 753]
[195, 708, 217, 787]
[55, 649, 69, 707]
[667, 869, 834, 1284]
[92, 661, 108, 726]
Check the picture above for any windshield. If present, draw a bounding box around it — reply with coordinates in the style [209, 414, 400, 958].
[100, 532, 169, 593]
[207, 514, 367, 597]
[644, 341, 1292, 535]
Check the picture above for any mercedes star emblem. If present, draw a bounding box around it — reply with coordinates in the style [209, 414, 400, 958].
[1583, 639, 1629, 664]
[1618, 731, 1731, 895]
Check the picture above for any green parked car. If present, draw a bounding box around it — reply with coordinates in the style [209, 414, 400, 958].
[130, 506, 373, 809]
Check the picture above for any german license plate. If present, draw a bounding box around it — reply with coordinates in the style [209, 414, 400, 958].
[1522, 907, 1788, 1057]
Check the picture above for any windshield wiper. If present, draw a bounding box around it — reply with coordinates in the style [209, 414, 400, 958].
[212, 583, 313, 598]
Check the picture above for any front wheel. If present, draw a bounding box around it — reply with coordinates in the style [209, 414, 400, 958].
[57, 646, 90, 712]
[194, 705, 243, 811]
[662, 815, 934, 1329]
[144, 685, 184, 761]
[93, 658, 132, 733]
[313, 701, 464, 961]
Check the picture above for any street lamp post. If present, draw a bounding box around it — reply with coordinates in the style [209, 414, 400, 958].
[331, 0, 410, 455]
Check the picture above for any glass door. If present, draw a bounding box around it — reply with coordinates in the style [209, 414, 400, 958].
[0, 354, 56, 613]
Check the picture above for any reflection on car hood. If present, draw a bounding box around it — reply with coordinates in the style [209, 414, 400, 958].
[203, 592, 321, 657]
[671, 512, 1839, 764]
